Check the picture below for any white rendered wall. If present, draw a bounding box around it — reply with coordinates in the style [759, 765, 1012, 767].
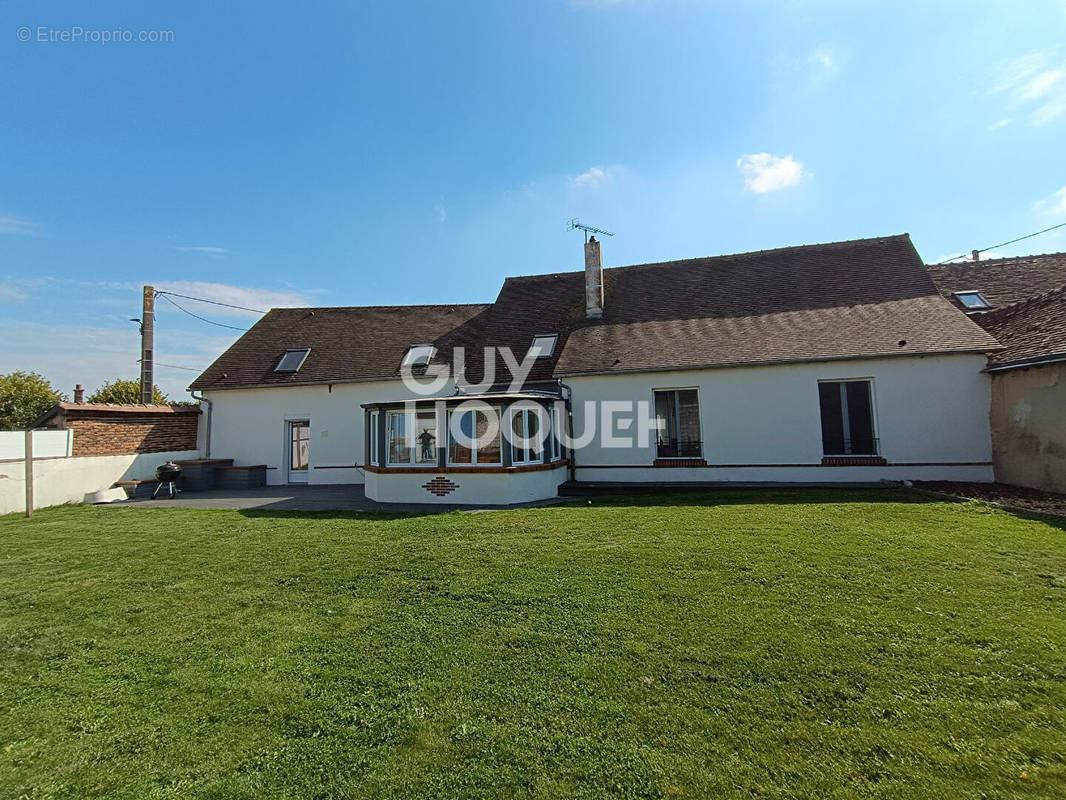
[564, 353, 994, 483]
[204, 379, 456, 486]
[0, 448, 200, 515]
[364, 466, 568, 505]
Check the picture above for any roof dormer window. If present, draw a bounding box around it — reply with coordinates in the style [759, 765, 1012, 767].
[952, 291, 992, 311]
[527, 334, 558, 359]
[402, 344, 437, 368]
[274, 348, 310, 373]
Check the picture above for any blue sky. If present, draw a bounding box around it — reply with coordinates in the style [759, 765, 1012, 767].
[3, 0, 1066, 399]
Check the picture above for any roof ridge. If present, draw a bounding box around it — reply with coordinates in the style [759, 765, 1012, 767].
[267, 302, 491, 313]
[927, 251, 1066, 270]
[504, 233, 912, 282]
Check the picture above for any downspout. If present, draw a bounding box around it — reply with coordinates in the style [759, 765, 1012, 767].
[557, 379, 576, 484]
[189, 390, 212, 458]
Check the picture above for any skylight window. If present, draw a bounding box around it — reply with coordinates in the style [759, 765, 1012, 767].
[274, 348, 310, 373]
[402, 344, 437, 368]
[952, 291, 992, 311]
[527, 334, 558, 359]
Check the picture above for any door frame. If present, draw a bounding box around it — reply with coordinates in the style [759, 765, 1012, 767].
[285, 419, 311, 483]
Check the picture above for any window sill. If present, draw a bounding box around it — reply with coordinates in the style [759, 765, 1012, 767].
[821, 456, 887, 466]
[653, 458, 708, 468]
[365, 459, 569, 475]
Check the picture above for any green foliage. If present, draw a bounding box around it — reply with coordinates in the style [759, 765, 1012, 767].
[0, 370, 63, 429]
[1, 491, 1065, 797]
[88, 378, 167, 405]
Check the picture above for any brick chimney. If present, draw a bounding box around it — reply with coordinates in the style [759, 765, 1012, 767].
[585, 235, 603, 319]
[74, 384, 85, 404]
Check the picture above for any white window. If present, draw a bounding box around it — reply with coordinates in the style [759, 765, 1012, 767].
[549, 404, 563, 461]
[274, 348, 310, 373]
[369, 411, 379, 465]
[653, 389, 702, 458]
[386, 411, 411, 465]
[447, 409, 502, 465]
[952, 291, 991, 311]
[527, 334, 558, 359]
[402, 344, 437, 368]
[510, 406, 545, 465]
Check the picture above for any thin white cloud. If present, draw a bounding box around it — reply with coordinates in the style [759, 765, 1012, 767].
[107, 280, 312, 317]
[0, 213, 42, 236]
[808, 45, 837, 74]
[989, 118, 1012, 131]
[0, 283, 29, 302]
[175, 245, 230, 258]
[435, 203, 447, 223]
[1033, 185, 1066, 217]
[736, 153, 807, 194]
[0, 320, 233, 400]
[571, 166, 616, 189]
[989, 51, 1066, 127]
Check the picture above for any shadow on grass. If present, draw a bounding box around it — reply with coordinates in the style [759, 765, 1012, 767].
[234, 486, 955, 521]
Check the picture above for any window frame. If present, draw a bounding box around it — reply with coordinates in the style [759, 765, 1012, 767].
[652, 387, 703, 459]
[509, 406, 546, 466]
[386, 409, 413, 465]
[369, 410, 379, 466]
[527, 333, 558, 360]
[952, 290, 992, 311]
[446, 407, 503, 466]
[274, 348, 311, 373]
[816, 377, 879, 456]
[401, 344, 437, 368]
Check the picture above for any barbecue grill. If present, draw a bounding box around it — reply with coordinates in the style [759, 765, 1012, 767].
[152, 461, 183, 499]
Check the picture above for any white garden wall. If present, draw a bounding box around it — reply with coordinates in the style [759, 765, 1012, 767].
[0, 448, 201, 515]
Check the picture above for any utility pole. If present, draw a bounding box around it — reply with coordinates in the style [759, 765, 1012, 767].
[140, 286, 155, 404]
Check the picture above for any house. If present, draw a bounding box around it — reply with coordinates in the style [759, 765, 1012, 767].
[929, 253, 1066, 492]
[190, 234, 1001, 504]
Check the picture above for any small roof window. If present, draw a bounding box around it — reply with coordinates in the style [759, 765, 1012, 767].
[952, 290, 992, 311]
[274, 348, 310, 373]
[402, 344, 437, 368]
[527, 334, 558, 359]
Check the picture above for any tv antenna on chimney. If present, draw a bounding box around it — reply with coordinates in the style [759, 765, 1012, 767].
[568, 218, 614, 243]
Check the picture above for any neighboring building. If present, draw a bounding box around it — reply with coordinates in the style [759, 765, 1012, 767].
[33, 400, 201, 457]
[191, 234, 1001, 504]
[929, 253, 1066, 493]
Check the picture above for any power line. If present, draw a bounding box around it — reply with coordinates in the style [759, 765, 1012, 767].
[936, 220, 1066, 265]
[154, 290, 267, 314]
[157, 292, 251, 332]
[154, 362, 203, 372]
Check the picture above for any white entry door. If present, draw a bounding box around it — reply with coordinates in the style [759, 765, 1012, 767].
[287, 420, 310, 483]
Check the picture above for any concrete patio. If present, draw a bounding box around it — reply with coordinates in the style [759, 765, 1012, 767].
[102, 483, 568, 513]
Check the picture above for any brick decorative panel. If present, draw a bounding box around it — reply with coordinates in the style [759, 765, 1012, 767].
[821, 456, 888, 466]
[422, 476, 460, 497]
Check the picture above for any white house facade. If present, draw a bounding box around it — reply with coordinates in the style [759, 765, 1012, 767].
[192, 234, 1002, 504]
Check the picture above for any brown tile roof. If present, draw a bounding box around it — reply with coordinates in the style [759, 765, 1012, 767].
[190, 234, 1000, 390]
[972, 286, 1066, 369]
[927, 252, 1066, 311]
[189, 304, 491, 390]
[31, 402, 199, 428]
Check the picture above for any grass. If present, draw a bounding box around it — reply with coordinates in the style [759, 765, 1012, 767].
[1, 489, 1065, 799]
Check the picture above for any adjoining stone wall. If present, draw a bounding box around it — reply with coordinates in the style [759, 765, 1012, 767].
[51, 407, 201, 457]
[990, 362, 1066, 493]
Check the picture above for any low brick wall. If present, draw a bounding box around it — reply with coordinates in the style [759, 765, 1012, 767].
[38, 403, 201, 457]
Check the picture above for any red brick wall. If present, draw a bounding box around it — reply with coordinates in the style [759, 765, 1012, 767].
[65, 411, 200, 456]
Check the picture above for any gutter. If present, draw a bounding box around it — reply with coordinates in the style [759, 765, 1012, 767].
[189, 390, 212, 458]
[984, 352, 1066, 374]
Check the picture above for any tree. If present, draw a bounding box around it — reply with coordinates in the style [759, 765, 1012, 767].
[89, 379, 168, 405]
[0, 371, 64, 430]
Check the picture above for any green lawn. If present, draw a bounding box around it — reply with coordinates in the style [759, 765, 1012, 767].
[2, 490, 1065, 799]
